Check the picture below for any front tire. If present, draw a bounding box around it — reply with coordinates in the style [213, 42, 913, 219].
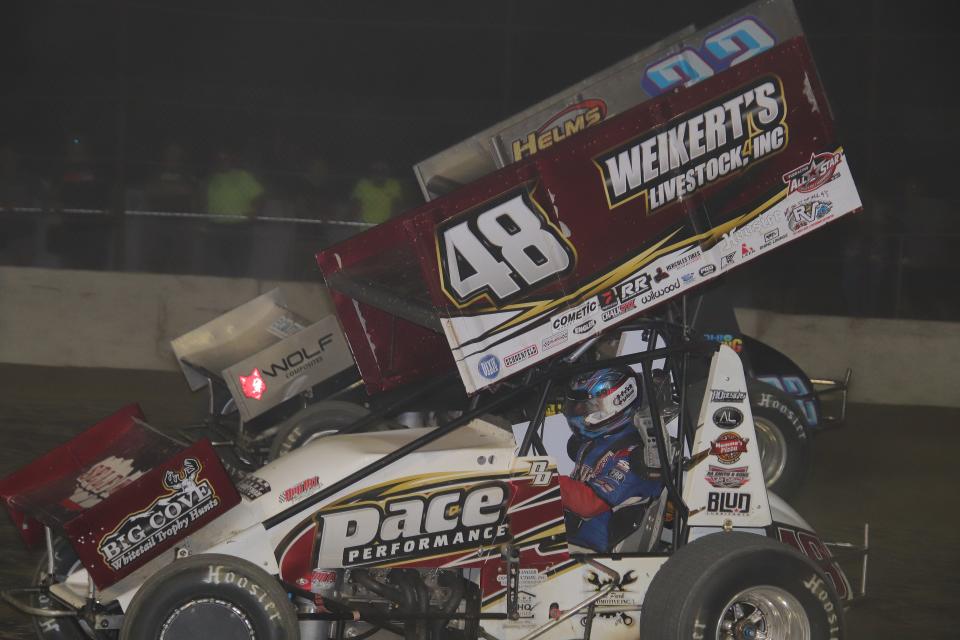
[749, 382, 810, 498]
[120, 555, 298, 640]
[639, 532, 844, 640]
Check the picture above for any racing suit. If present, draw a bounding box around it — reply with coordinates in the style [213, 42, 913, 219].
[558, 428, 663, 552]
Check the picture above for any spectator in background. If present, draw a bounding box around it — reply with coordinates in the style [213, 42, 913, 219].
[350, 160, 404, 226]
[201, 148, 265, 276]
[206, 149, 264, 221]
[52, 134, 107, 210]
[144, 142, 197, 212]
[126, 142, 199, 272]
[50, 133, 112, 269]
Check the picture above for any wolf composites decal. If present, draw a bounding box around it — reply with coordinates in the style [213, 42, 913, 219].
[596, 77, 787, 213]
[239, 368, 267, 400]
[437, 189, 576, 306]
[511, 99, 607, 161]
[98, 459, 220, 571]
[260, 332, 336, 381]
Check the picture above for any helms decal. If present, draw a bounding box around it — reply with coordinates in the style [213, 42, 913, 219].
[511, 99, 607, 160]
[595, 77, 788, 213]
[98, 458, 219, 571]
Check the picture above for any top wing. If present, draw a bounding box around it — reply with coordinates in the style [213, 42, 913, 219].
[317, 9, 862, 395]
[415, 0, 806, 200]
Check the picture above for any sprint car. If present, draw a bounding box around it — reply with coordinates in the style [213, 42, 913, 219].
[1, 1, 867, 638]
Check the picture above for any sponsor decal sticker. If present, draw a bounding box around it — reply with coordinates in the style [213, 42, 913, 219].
[704, 333, 743, 353]
[613, 272, 652, 305]
[573, 319, 597, 334]
[665, 249, 702, 271]
[706, 491, 752, 515]
[639, 279, 680, 305]
[786, 199, 833, 232]
[504, 344, 539, 368]
[239, 368, 267, 400]
[763, 228, 782, 246]
[710, 431, 749, 464]
[721, 251, 736, 267]
[595, 78, 788, 213]
[551, 299, 598, 331]
[782, 151, 842, 194]
[710, 390, 746, 403]
[681, 273, 695, 284]
[67, 456, 144, 510]
[317, 483, 510, 566]
[478, 354, 501, 380]
[740, 242, 756, 258]
[713, 406, 744, 428]
[705, 465, 750, 489]
[699, 264, 717, 277]
[653, 267, 670, 283]
[98, 458, 220, 571]
[259, 333, 336, 381]
[612, 377, 638, 407]
[541, 330, 569, 352]
[235, 473, 271, 501]
[602, 301, 635, 322]
[280, 476, 321, 504]
[511, 99, 607, 161]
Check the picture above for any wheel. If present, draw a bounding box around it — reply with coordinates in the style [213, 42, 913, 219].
[268, 401, 384, 461]
[748, 382, 810, 498]
[639, 532, 845, 640]
[119, 554, 298, 640]
[30, 537, 102, 639]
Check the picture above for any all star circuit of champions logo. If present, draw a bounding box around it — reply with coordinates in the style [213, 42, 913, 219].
[98, 458, 220, 570]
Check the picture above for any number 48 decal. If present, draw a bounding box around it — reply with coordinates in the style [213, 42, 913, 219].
[437, 190, 575, 306]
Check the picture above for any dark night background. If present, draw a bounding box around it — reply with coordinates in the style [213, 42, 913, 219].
[0, 0, 956, 318]
[1, 4, 959, 640]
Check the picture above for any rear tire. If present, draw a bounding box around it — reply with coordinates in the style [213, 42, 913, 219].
[639, 532, 845, 640]
[267, 401, 384, 461]
[120, 555, 298, 640]
[749, 382, 810, 498]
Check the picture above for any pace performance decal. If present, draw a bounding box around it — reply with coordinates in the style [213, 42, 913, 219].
[316, 483, 510, 567]
[98, 459, 220, 571]
[595, 77, 788, 212]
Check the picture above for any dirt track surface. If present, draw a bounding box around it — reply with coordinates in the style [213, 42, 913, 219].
[0, 364, 957, 639]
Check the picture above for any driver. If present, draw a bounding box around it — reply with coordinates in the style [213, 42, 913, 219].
[557, 367, 664, 552]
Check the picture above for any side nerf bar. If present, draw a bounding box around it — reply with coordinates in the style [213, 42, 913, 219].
[811, 368, 853, 427]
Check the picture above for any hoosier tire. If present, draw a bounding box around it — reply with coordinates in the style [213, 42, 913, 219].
[120, 554, 298, 640]
[267, 401, 384, 461]
[748, 382, 810, 498]
[639, 532, 844, 640]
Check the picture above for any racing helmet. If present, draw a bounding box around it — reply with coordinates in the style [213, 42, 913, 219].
[564, 368, 642, 439]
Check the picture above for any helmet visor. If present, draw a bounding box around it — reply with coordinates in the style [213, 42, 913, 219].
[564, 375, 639, 427]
